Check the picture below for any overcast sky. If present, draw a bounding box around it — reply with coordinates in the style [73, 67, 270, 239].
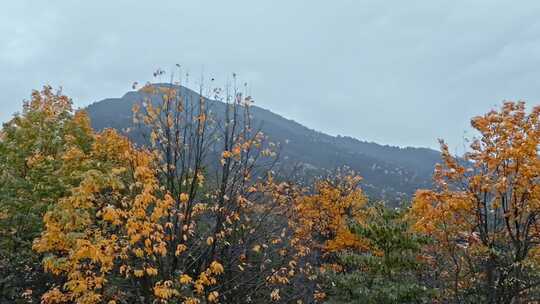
[2, 1, 540, 150]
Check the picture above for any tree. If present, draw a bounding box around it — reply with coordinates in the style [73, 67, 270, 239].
[290, 173, 367, 255]
[33, 76, 301, 303]
[0, 86, 94, 303]
[33, 129, 183, 303]
[129, 78, 297, 303]
[409, 102, 540, 303]
[282, 172, 368, 302]
[325, 205, 434, 304]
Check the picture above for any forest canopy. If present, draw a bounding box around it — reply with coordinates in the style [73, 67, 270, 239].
[1, 83, 540, 304]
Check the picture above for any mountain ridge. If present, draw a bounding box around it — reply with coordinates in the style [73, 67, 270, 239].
[85, 84, 440, 203]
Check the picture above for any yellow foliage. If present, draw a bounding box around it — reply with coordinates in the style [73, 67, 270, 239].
[291, 173, 367, 254]
[210, 261, 224, 275]
[180, 192, 189, 203]
[179, 274, 193, 285]
[34, 129, 173, 303]
[270, 288, 281, 301]
[408, 102, 540, 299]
[207, 291, 219, 303]
[146, 267, 158, 276]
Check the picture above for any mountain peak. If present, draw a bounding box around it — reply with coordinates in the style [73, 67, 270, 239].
[86, 85, 439, 203]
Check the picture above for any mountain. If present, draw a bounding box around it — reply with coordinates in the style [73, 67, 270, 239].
[85, 84, 440, 204]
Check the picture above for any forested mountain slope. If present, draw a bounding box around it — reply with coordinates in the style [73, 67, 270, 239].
[86, 84, 440, 203]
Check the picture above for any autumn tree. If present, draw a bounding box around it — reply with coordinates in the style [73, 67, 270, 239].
[34, 129, 186, 303]
[31, 71, 305, 303]
[4, 76, 451, 304]
[410, 102, 540, 303]
[0, 86, 94, 303]
[126, 74, 298, 303]
[278, 172, 369, 302]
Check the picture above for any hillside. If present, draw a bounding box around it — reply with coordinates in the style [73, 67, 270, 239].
[85, 84, 440, 203]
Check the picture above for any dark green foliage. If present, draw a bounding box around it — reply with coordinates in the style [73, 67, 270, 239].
[324, 205, 435, 304]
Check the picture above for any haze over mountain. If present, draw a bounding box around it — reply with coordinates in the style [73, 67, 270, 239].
[86, 84, 441, 203]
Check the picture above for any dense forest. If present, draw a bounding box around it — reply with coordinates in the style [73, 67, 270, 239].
[1, 82, 540, 304]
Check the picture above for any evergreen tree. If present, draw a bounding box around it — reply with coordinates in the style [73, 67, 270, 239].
[325, 205, 434, 304]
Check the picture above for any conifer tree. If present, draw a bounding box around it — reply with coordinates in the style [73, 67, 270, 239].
[325, 205, 433, 304]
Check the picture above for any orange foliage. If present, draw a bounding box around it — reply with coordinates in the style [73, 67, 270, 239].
[291, 173, 368, 256]
[409, 101, 540, 301]
[34, 129, 176, 303]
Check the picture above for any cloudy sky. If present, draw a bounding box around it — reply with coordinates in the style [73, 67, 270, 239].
[2, 1, 540, 150]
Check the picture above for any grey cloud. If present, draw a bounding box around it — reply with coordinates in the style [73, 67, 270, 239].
[2, 0, 540, 151]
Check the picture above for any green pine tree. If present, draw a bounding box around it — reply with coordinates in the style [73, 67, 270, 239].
[324, 204, 435, 304]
